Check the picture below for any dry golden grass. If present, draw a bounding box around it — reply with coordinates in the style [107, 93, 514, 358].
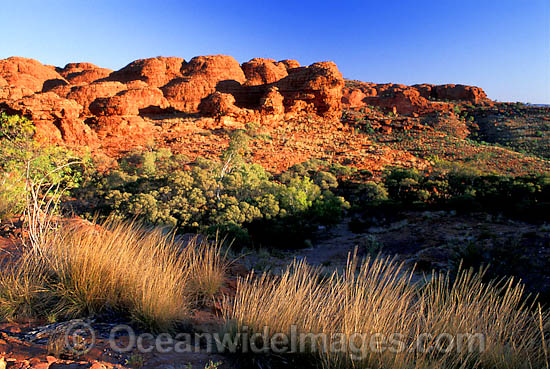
[0, 219, 227, 331]
[224, 252, 550, 369]
[185, 235, 228, 305]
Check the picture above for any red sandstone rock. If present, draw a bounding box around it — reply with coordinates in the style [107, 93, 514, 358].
[433, 84, 488, 104]
[342, 88, 367, 107]
[90, 115, 157, 142]
[0, 92, 97, 145]
[343, 81, 453, 115]
[259, 86, 285, 116]
[343, 80, 490, 115]
[0, 57, 66, 92]
[162, 55, 246, 112]
[413, 83, 488, 104]
[279, 59, 301, 69]
[59, 62, 113, 85]
[199, 91, 241, 116]
[89, 85, 169, 116]
[107, 56, 185, 87]
[242, 58, 288, 86]
[276, 61, 344, 119]
[66, 81, 127, 114]
[0, 86, 35, 101]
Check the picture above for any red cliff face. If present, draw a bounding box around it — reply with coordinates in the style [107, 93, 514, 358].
[0, 55, 490, 146]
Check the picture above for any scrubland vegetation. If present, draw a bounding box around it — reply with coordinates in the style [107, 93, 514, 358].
[1, 112, 549, 368]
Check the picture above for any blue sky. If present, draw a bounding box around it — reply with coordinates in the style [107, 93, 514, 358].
[1, 0, 548, 103]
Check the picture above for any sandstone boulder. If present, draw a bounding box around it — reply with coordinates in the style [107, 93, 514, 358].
[0, 86, 35, 101]
[90, 115, 157, 141]
[89, 85, 169, 116]
[412, 83, 489, 104]
[342, 88, 367, 107]
[162, 55, 246, 112]
[59, 62, 113, 85]
[66, 81, 127, 114]
[242, 58, 288, 86]
[279, 59, 301, 70]
[259, 86, 285, 116]
[0, 92, 97, 145]
[343, 81, 455, 116]
[0, 57, 66, 92]
[199, 92, 241, 117]
[276, 61, 344, 119]
[107, 57, 185, 87]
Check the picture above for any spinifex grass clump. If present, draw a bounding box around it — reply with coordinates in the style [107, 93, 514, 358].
[0, 219, 227, 332]
[223, 253, 550, 369]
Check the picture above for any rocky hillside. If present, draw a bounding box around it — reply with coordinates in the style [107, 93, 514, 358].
[0, 56, 486, 142]
[2, 55, 548, 175]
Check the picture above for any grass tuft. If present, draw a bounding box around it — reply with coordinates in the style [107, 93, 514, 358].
[0, 219, 227, 332]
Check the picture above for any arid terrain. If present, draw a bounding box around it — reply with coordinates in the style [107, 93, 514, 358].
[0, 55, 549, 369]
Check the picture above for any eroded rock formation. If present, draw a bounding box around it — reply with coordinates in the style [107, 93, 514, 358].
[342, 81, 491, 115]
[0, 55, 490, 146]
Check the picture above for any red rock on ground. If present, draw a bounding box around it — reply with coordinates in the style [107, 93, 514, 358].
[199, 91, 242, 117]
[0, 86, 35, 101]
[90, 115, 158, 142]
[259, 86, 285, 117]
[342, 88, 367, 107]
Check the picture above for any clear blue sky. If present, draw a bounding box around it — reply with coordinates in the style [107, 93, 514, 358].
[1, 0, 549, 103]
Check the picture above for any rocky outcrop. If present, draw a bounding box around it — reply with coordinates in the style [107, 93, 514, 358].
[106, 57, 185, 87]
[198, 91, 241, 117]
[278, 59, 301, 70]
[342, 81, 489, 115]
[434, 84, 488, 104]
[59, 62, 113, 85]
[89, 85, 169, 116]
[162, 55, 246, 112]
[276, 62, 344, 119]
[90, 115, 157, 139]
[0, 57, 66, 92]
[0, 55, 493, 149]
[259, 86, 285, 116]
[242, 58, 289, 86]
[0, 86, 35, 101]
[365, 84, 452, 115]
[66, 81, 127, 114]
[0, 92, 97, 144]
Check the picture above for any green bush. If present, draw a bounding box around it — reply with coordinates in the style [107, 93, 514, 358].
[374, 166, 550, 221]
[0, 113, 85, 221]
[76, 133, 350, 249]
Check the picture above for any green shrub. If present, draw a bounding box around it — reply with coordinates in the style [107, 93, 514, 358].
[76, 132, 350, 249]
[0, 113, 85, 221]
